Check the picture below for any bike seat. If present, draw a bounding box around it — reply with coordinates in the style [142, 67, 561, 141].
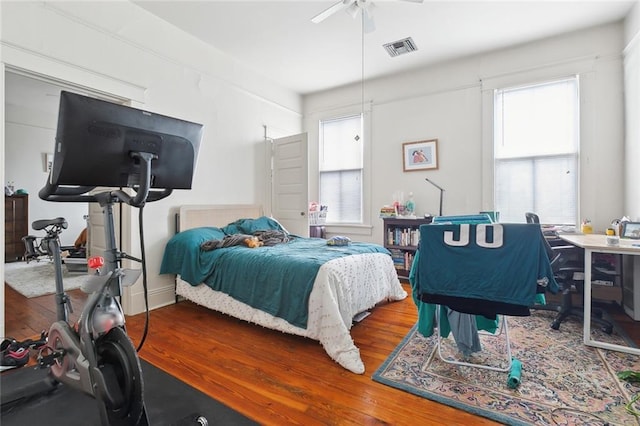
[32, 217, 68, 231]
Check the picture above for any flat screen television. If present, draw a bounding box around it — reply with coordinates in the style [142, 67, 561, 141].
[50, 91, 202, 190]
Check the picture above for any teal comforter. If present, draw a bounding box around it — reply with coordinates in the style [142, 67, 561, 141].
[160, 222, 390, 329]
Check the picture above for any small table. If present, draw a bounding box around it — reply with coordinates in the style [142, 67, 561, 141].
[558, 233, 640, 356]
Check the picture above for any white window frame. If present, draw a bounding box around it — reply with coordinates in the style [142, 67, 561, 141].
[319, 113, 363, 224]
[493, 76, 580, 225]
[479, 57, 598, 225]
[305, 103, 372, 236]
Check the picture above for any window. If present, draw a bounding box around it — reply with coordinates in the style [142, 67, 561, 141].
[319, 114, 363, 223]
[494, 77, 579, 224]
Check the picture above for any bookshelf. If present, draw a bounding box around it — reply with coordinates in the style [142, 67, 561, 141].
[383, 217, 432, 280]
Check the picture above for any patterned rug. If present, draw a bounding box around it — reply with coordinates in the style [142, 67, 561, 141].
[373, 310, 640, 425]
[4, 261, 88, 298]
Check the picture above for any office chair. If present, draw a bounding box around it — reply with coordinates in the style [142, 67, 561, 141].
[525, 212, 540, 224]
[525, 212, 560, 238]
[526, 212, 614, 334]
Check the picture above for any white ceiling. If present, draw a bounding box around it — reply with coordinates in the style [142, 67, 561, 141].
[133, 0, 638, 95]
[5, 0, 637, 112]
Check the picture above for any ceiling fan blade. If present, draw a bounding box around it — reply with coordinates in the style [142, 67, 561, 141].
[311, 0, 353, 24]
[399, 0, 424, 3]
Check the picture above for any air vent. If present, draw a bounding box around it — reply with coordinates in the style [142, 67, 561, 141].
[383, 37, 418, 57]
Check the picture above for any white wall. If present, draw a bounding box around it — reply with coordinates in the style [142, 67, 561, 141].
[1, 1, 302, 320]
[304, 22, 628, 244]
[624, 2, 640, 221]
[5, 101, 87, 246]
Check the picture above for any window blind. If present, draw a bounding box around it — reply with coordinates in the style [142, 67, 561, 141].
[494, 77, 579, 224]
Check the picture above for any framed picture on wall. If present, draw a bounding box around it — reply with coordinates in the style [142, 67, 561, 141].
[402, 139, 438, 172]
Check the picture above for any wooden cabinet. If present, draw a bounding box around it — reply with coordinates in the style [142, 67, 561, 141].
[5, 194, 29, 262]
[383, 217, 432, 280]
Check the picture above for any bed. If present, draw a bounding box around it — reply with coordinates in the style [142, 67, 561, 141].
[160, 204, 407, 374]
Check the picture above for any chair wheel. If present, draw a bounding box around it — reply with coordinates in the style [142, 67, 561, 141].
[550, 322, 560, 330]
[602, 325, 613, 334]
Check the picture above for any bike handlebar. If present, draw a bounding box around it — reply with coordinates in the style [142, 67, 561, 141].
[39, 151, 173, 207]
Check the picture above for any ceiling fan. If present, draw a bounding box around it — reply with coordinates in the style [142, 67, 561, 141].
[311, 0, 424, 32]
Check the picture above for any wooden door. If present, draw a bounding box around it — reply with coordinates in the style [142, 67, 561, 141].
[271, 133, 309, 236]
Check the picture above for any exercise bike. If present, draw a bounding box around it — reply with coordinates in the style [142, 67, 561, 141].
[21, 221, 69, 263]
[22, 216, 88, 264]
[3, 90, 203, 425]
[22, 232, 53, 263]
[34, 163, 164, 426]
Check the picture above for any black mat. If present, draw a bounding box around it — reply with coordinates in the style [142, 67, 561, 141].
[1, 360, 257, 425]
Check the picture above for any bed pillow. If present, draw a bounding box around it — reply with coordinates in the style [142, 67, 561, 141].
[173, 226, 226, 244]
[160, 226, 226, 280]
[220, 223, 243, 235]
[222, 216, 286, 235]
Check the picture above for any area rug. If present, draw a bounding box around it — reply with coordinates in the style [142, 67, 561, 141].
[4, 261, 88, 298]
[373, 311, 640, 425]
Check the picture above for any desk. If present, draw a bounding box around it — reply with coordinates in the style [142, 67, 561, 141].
[558, 233, 640, 356]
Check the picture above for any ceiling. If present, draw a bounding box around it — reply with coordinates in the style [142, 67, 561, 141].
[4, 0, 637, 112]
[133, 0, 638, 95]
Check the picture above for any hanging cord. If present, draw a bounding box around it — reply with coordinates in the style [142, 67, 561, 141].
[135, 204, 150, 352]
[361, 8, 365, 118]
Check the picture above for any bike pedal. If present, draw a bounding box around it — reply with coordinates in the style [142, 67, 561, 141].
[37, 348, 65, 368]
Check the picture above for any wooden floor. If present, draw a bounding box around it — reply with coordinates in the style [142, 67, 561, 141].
[4, 282, 639, 425]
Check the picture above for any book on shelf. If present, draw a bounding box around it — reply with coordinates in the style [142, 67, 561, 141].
[387, 227, 420, 247]
[387, 248, 415, 271]
[379, 206, 397, 218]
